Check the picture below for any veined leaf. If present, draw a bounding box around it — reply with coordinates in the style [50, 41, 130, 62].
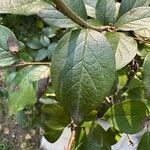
[96, 0, 116, 25]
[104, 100, 148, 134]
[8, 65, 50, 114]
[115, 7, 150, 32]
[106, 32, 138, 70]
[63, 0, 87, 20]
[38, 5, 77, 28]
[138, 132, 150, 150]
[51, 29, 116, 122]
[118, 0, 150, 17]
[0, 25, 18, 67]
[8, 79, 36, 114]
[0, 0, 50, 15]
[143, 52, 150, 99]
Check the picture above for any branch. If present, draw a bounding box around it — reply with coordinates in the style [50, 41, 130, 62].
[15, 61, 51, 67]
[52, 0, 115, 32]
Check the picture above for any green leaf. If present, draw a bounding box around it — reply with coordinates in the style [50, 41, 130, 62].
[38, 5, 77, 28]
[8, 65, 50, 114]
[104, 100, 148, 134]
[0, 25, 18, 66]
[8, 79, 36, 114]
[42, 103, 71, 130]
[118, 0, 150, 17]
[138, 44, 150, 59]
[115, 7, 150, 32]
[138, 132, 150, 150]
[96, 0, 116, 25]
[64, 0, 87, 20]
[44, 127, 63, 143]
[0, 0, 50, 15]
[143, 52, 150, 99]
[106, 32, 138, 70]
[51, 29, 116, 122]
[76, 123, 113, 150]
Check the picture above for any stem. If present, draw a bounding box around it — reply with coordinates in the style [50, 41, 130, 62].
[15, 61, 51, 67]
[67, 130, 76, 150]
[52, 0, 115, 32]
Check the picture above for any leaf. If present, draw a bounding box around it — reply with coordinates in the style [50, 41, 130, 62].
[8, 65, 50, 114]
[51, 29, 116, 122]
[96, 0, 116, 25]
[38, 5, 77, 28]
[44, 127, 63, 143]
[134, 28, 150, 39]
[63, 0, 87, 20]
[84, 0, 98, 18]
[0, 0, 50, 15]
[143, 52, 150, 99]
[118, 0, 150, 17]
[8, 79, 36, 114]
[0, 25, 18, 67]
[76, 123, 113, 150]
[42, 103, 71, 130]
[115, 7, 150, 32]
[104, 100, 148, 134]
[106, 32, 138, 70]
[137, 132, 150, 150]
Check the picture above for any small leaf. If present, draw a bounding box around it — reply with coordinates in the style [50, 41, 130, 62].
[96, 0, 116, 25]
[0, 0, 50, 15]
[51, 29, 116, 122]
[143, 52, 150, 99]
[137, 132, 150, 150]
[115, 7, 150, 32]
[38, 5, 77, 28]
[104, 100, 148, 134]
[0, 25, 18, 66]
[118, 0, 150, 17]
[106, 32, 138, 70]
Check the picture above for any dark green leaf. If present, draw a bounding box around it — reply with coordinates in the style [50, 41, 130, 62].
[143, 52, 150, 99]
[42, 103, 71, 130]
[0, 25, 18, 66]
[51, 29, 116, 122]
[96, 0, 116, 25]
[118, 0, 150, 17]
[104, 100, 148, 134]
[138, 132, 150, 150]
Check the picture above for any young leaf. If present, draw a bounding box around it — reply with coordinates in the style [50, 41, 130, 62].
[106, 32, 138, 70]
[118, 0, 150, 17]
[104, 100, 148, 134]
[0, 0, 50, 15]
[96, 0, 116, 25]
[38, 5, 77, 28]
[51, 29, 116, 122]
[115, 7, 150, 32]
[143, 52, 150, 99]
[137, 132, 150, 150]
[0, 25, 18, 67]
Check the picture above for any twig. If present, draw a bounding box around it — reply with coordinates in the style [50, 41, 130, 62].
[52, 0, 115, 32]
[127, 134, 134, 146]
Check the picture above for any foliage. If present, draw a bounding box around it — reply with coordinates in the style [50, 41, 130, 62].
[0, 0, 150, 149]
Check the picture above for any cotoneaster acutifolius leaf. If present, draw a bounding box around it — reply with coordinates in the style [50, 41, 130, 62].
[0, 25, 18, 67]
[51, 29, 116, 123]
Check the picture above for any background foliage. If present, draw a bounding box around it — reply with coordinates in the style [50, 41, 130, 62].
[0, 0, 150, 149]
